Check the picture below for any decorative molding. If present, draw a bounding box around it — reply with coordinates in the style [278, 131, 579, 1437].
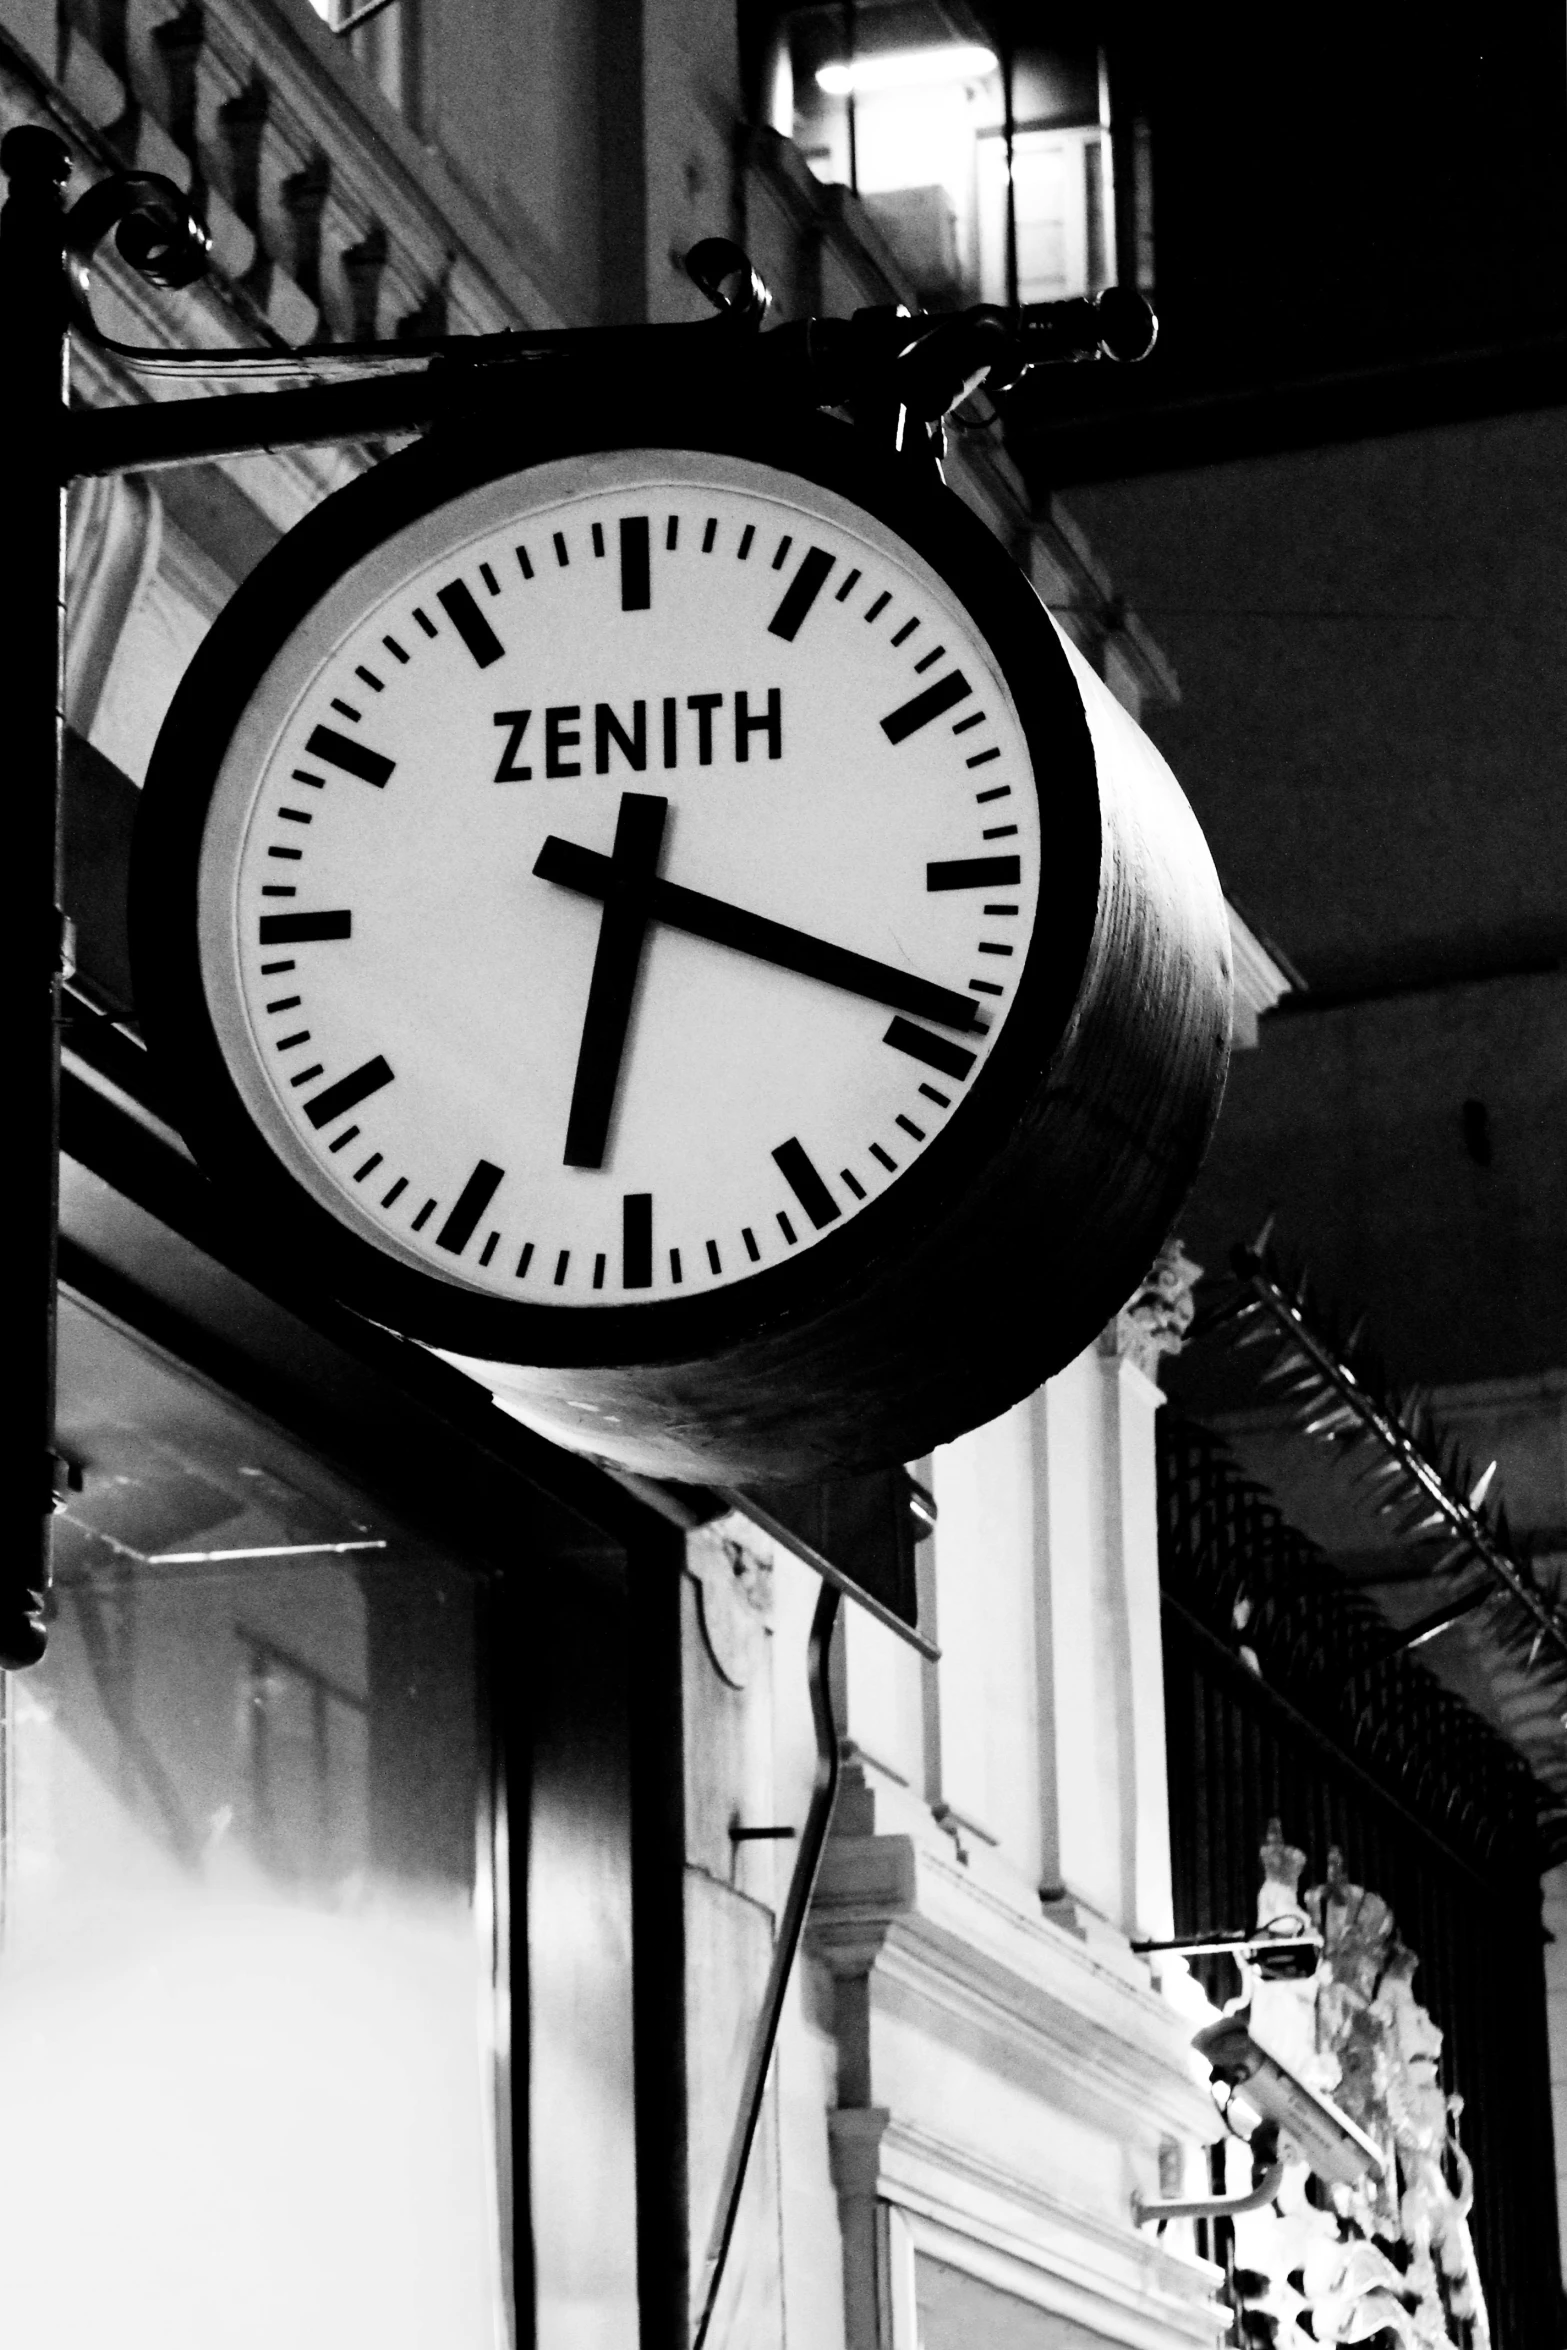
[828, 2106, 1224, 2350]
[1103, 1238, 1203, 1382]
[810, 1829, 1217, 2151]
[683, 1516, 773, 1691]
[1227, 900, 1298, 1046]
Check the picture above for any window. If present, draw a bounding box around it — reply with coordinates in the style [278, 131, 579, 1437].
[0, 1295, 504, 2346]
[776, 8, 1113, 310]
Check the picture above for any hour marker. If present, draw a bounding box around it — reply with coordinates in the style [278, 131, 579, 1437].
[927, 855, 1021, 891]
[623, 1193, 653, 1289]
[970, 978, 1003, 995]
[706, 1239, 721, 1273]
[865, 591, 890, 622]
[553, 532, 569, 567]
[771, 535, 792, 569]
[983, 824, 1018, 839]
[967, 747, 1001, 769]
[591, 524, 605, 558]
[289, 1064, 324, 1087]
[516, 1242, 535, 1277]
[266, 995, 301, 1013]
[437, 580, 505, 669]
[593, 1254, 607, 1289]
[554, 1249, 570, 1283]
[480, 1232, 500, 1267]
[834, 568, 861, 601]
[840, 1168, 865, 1200]
[383, 635, 408, 664]
[328, 1125, 360, 1153]
[290, 770, 325, 788]
[666, 516, 679, 551]
[882, 671, 972, 742]
[354, 1153, 383, 1181]
[870, 1144, 896, 1172]
[278, 806, 313, 824]
[772, 1136, 840, 1230]
[976, 784, 1011, 802]
[737, 525, 754, 560]
[952, 711, 984, 735]
[413, 607, 437, 636]
[896, 1114, 926, 1141]
[382, 1177, 408, 1206]
[436, 1159, 504, 1255]
[890, 617, 919, 646]
[919, 1084, 951, 1107]
[516, 546, 534, 580]
[768, 546, 835, 642]
[267, 846, 302, 860]
[303, 1054, 395, 1130]
[883, 1016, 977, 1082]
[480, 561, 501, 595]
[702, 518, 717, 552]
[777, 1212, 798, 1244]
[412, 1199, 437, 1232]
[275, 1030, 311, 1051]
[670, 1248, 683, 1283]
[304, 726, 394, 787]
[331, 698, 359, 721]
[742, 1227, 760, 1261]
[620, 516, 651, 611]
[259, 909, 352, 944]
[355, 665, 383, 692]
[914, 645, 945, 672]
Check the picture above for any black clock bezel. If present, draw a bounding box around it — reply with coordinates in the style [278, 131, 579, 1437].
[132, 386, 1102, 1370]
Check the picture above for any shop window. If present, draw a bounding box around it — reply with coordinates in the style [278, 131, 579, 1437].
[0, 1295, 505, 2346]
[774, 6, 1113, 310]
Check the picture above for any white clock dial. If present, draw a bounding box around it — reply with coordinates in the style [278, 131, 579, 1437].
[197, 450, 1045, 1307]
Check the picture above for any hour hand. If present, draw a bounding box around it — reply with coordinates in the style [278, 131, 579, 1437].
[559, 794, 668, 1169]
[534, 838, 982, 1035]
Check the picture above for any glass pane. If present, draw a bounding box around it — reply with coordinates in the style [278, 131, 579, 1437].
[0, 1294, 505, 2349]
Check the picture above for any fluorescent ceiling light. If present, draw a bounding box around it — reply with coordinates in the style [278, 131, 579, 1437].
[817, 45, 997, 97]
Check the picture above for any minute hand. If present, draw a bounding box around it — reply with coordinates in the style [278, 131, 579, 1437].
[534, 837, 982, 1035]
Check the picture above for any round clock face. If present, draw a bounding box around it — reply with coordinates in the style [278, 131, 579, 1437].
[193, 448, 1058, 1321]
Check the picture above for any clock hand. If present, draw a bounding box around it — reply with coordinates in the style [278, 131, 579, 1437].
[560, 792, 669, 1170]
[535, 826, 983, 1037]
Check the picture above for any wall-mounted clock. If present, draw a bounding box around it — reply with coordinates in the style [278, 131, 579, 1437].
[133, 399, 1231, 1481]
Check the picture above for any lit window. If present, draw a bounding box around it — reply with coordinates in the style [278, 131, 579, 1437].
[0, 1298, 503, 2347]
[780, 9, 1114, 309]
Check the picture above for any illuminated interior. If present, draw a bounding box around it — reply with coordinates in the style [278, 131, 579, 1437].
[774, 3, 1114, 308]
[0, 1297, 504, 2347]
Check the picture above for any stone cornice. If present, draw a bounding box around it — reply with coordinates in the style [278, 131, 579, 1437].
[810, 1832, 1218, 2149]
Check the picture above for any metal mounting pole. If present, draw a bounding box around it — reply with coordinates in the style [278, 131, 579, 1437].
[691, 1580, 841, 2347]
[0, 126, 72, 1670]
